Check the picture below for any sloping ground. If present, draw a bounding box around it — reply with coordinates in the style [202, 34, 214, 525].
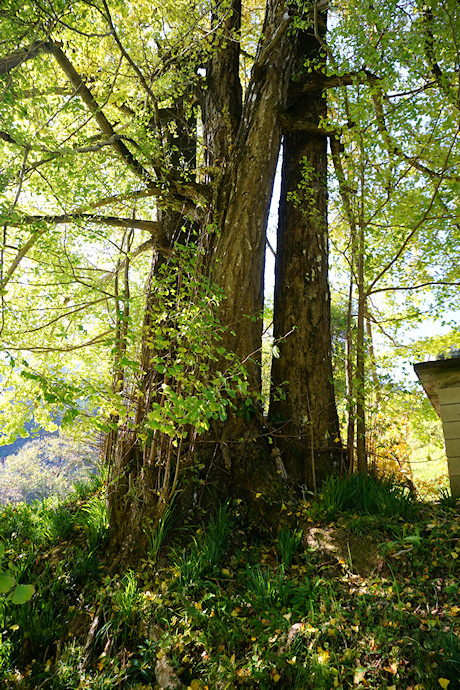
[0, 484, 458, 689]
[305, 526, 386, 577]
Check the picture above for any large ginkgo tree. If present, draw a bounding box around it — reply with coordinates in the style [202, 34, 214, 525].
[1, 0, 459, 558]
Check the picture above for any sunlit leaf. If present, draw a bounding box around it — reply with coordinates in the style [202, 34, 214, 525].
[10, 584, 35, 605]
[0, 573, 15, 594]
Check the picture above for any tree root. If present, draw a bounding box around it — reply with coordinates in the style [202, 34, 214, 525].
[80, 604, 103, 671]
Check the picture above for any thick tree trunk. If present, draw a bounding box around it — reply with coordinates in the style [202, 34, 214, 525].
[270, 11, 342, 491]
[198, 0, 297, 504]
[356, 224, 367, 472]
[106, 215, 190, 561]
[106, 118, 198, 559]
[106, 0, 297, 557]
[211, 0, 294, 388]
[202, 0, 242, 168]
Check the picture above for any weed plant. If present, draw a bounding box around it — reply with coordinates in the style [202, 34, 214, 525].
[171, 502, 233, 589]
[0, 498, 76, 546]
[0, 502, 39, 542]
[41, 502, 75, 541]
[277, 527, 303, 568]
[98, 570, 143, 647]
[438, 486, 459, 508]
[435, 630, 460, 680]
[70, 469, 104, 502]
[245, 565, 292, 610]
[79, 492, 109, 551]
[144, 497, 177, 563]
[69, 545, 102, 586]
[0, 478, 458, 689]
[316, 472, 417, 520]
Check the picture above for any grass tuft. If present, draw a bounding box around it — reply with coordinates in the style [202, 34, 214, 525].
[277, 527, 303, 568]
[315, 471, 417, 520]
[171, 502, 233, 588]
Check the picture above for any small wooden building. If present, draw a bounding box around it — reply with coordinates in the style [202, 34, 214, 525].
[414, 357, 460, 496]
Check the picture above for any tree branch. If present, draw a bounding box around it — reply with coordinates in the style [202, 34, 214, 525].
[366, 132, 458, 296]
[1, 147, 31, 296]
[290, 69, 378, 97]
[99, 238, 160, 283]
[330, 135, 358, 283]
[0, 41, 53, 75]
[20, 297, 108, 335]
[70, 189, 158, 214]
[0, 214, 169, 293]
[372, 87, 460, 181]
[5, 330, 113, 353]
[1, 41, 210, 214]
[101, 0, 162, 130]
[46, 42, 210, 209]
[0, 228, 47, 291]
[9, 213, 171, 250]
[0, 131, 19, 145]
[44, 41, 153, 183]
[423, 8, 459, 111]
[370, 280, 460, 296]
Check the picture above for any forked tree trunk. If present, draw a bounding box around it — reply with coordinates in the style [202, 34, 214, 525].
[211, 0, 294, 385]
[270, 10, 342, 491]
[203, 0, 296, 502]
[106, 0, 297, 558]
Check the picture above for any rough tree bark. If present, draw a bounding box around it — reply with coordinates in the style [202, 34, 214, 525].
[211, 0, 294, 386]
[201, 0, 242, 168]
[106, 0, 298, 558]
[201, 0, 298, 504]
[269, 9, 342, 491]
[106, 117, 198, 558]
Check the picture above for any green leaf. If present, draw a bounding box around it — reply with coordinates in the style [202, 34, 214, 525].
[0, 573, 16, 594]
[10, 584, 35, 605]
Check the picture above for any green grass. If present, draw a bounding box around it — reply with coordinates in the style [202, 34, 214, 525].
[80, 492, 109, 551]
[170, 502, 233, 590]
[0, 475, 458, 689]
[277, 527, 303, 568]
[313, 471, 417, 520]
[409, 443, 449, 498]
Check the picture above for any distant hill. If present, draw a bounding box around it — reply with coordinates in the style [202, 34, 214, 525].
[0, 420, 59, 459]
[0, 434, 99, 504]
